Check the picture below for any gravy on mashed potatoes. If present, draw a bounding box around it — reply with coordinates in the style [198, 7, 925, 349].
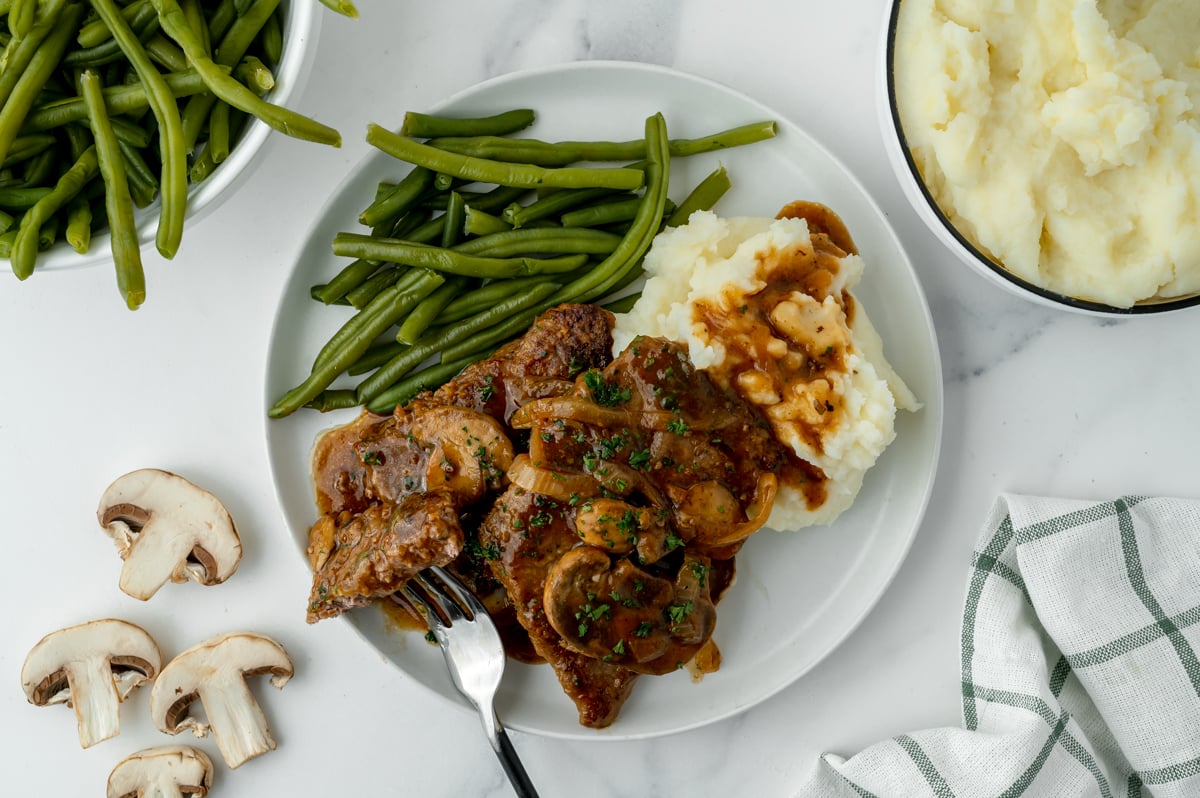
[612, 204, 919, 531]
[894, 0, 1200, 306]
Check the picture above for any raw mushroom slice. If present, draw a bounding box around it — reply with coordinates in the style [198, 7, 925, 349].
[150, 632, 293, 769]
[107, 745, 214, 798]
[20, 618, 162, 748]
[97, 468, 242, 600]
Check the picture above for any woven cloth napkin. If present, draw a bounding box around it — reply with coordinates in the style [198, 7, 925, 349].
[798, 494, 1200, 798]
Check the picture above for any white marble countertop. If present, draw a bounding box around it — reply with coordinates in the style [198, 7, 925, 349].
[3, 2, 1197, 796]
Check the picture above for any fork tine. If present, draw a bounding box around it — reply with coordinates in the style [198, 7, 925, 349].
[428, 565, 489, 618]
[397, 583, 447, 631]
[411, 569, 469, 624]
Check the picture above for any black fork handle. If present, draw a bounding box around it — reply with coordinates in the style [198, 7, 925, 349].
[493, 727, 540, 798]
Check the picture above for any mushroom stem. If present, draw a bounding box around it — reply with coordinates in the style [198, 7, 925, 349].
[72, 656, 123, 748]
[199, 677, 275, 769]
[118, 524, 201, 599]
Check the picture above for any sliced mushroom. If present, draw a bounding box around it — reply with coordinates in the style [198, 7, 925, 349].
[410, 406, 514, 504]
[150, 632, 293, 769]
[98, 469, 243, 601]
[574, 498, 671, 564]
[107, 745, 214, 798]
[21, 618, 162, 748]
[543, 548, 718, 676]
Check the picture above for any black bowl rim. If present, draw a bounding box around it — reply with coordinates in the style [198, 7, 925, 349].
[883, 0, 1200, 315]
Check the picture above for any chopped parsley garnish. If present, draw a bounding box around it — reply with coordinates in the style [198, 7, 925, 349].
[583, 369, 631, 407]
[666, 532, 684, 551]
[359, 450, 384, 466]
[665, 417, 689, 435]
[628, 449, 652, 470]
[612, 639, 626, 655]
[634, 621, 654, 638]
[666, 601, 693, 624]
[479, 376, 495, 402]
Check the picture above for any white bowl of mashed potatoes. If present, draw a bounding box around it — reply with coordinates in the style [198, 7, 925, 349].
[880, 0, 1200, 314]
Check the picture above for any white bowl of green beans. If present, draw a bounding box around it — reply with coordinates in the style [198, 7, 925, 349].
[0, 0, 337, 308]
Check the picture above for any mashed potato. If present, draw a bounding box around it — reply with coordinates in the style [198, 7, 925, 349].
[894, 0, 1200, 306]
[612, 210, 918, 531]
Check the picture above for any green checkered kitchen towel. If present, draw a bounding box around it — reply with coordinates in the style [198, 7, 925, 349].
[798, 494, 1200, 798]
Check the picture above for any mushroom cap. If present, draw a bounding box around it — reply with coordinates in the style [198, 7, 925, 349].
[150, 632, 293, 768]
[21, 618, 162, 704]
[107, 745, 214, 798]
[97, 468, 242, 600]
[20, 618, 162, 747]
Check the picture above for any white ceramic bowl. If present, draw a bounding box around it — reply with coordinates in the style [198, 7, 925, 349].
[876, 0, 1200, 316]
[37, 0, 321, 271]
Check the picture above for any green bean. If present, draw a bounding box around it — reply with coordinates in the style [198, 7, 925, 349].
[188, 142, 216, 183]
[268, 270, 446, 418]
[152, 0, 343, 146]
[348, 340, 408, 376]
[312, 257, 382, 304]
[549, 112, 669, 306]
[0, 2, 83, 168]
[207, 99, 231, 162]
[233, 54, 274, 94]
[76, 0, 149, 47]
[501, 186, 620, 228]
[464, 184, 529, 213]
[65, 195, 91, 252]
[438, 274, 552, 324]
[0, 208, 13, 234]
[452, 227, 622, 258]
[81, 69, 144, 309]
[437, 309, 539, 364]
[181, 0, 210, 56]
[119, 139, 160, 204]
[19, 148, 55, 186]
[427, 120, 777, 166]
[560, 197, 645, 228]
[344, 265, 404, 310]
[304, 389, 359, 412]
[9, 0, 34, 39]
[108, 116, 153, 147]
[399, 108, 534, 139]
[332, 232, 588, 279]
[440, 191, 465, 248]
[205, 0, 236, 43]
[396, 276, 467, 344]
[366, 351, 482, 415]
[36, 213, 58, 250]
[314, 268, 426, 368]
[667, 164, 730, 226]
[0, 229, 15, 256]
[462, 206, 510, 236]
[10, 146, 98, 279]
[0, 187, 52, 209]
[317, 0, 357, 18]
[20, 68, 211, 132]
[2, 133, 55, 168]
[143, 33, 187, 71]
[260, 8, 282, 64]
[91, 0, 187, 259]
[356, 281, 561, 403]
[64, 2, 160, 67]
[365, 124, 644, 191]
[358, 165, 433, 228]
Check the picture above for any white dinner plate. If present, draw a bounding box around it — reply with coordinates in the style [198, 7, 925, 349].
[264, 60, 943, 740]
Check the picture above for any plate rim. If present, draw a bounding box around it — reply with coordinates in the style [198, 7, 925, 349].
[262, 58, 944, 741]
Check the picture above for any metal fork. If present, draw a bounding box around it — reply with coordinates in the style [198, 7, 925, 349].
[398, 566, 540, 798]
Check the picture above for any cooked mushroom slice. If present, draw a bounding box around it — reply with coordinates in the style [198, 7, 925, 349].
[107, 745, 214, 798]
[543, 548, 718, 676]
[21, 618, 162, 748]
[574, 498, 671, 564]
[98, 468, 243, 601]
[410, 405, 515, 504]
[150, 632, 293, 769]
